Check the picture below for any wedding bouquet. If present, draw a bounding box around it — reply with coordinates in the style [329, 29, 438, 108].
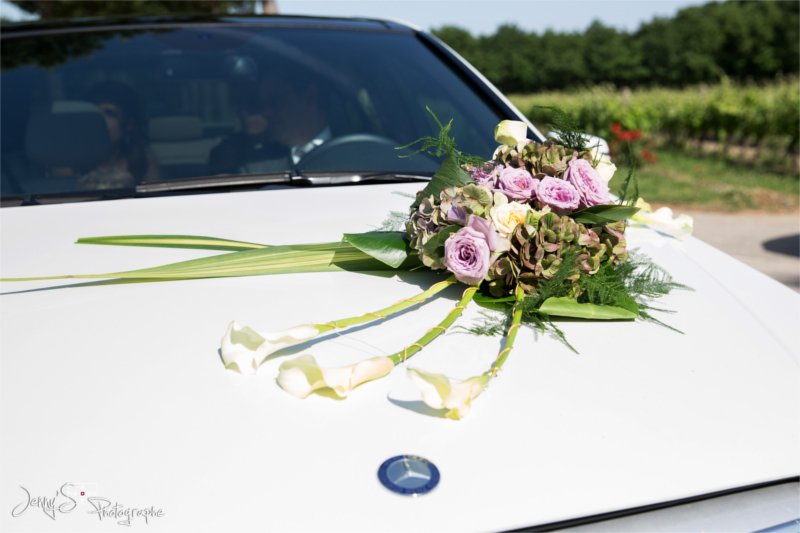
[2, 118, 689, 419]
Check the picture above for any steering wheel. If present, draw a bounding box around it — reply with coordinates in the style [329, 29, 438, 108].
[296, 133, 418, 172]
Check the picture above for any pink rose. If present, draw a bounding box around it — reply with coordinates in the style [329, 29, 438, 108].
[564, 158, 611, 207]
[536, 176, 580, 213]
[443, 227, 491, 286]
[495, 165, 538, 201]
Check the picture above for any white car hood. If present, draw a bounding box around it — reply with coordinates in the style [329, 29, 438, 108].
[2, 184, 798, 532]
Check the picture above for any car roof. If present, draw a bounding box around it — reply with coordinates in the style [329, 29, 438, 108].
[0, 14, 417, 37]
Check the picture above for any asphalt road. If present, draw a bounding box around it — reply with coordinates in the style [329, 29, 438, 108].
[685, 211, 800, 292]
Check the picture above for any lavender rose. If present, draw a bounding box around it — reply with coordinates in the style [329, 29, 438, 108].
[536, 176, 580, 213]
[466, 215, 510, 253]
[443, 227, 491, 286]
[564, 158, 611, 207]
[495, 165, 538, 201]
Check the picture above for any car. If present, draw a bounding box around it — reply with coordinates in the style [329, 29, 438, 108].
[1, 15, 798, 532]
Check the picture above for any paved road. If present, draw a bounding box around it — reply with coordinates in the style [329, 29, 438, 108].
[685, 211, 800, 291]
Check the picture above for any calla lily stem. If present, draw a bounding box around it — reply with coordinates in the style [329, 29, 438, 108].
[312, 276, 457, 334]
[388, 285, 478, 365]
[487, 285, 525, 377]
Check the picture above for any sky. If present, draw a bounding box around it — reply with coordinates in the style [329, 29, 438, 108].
[273, 0, 710, 34]
[1, 0, 710, 34]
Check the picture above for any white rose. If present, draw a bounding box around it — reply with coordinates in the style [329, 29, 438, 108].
[277, 355, 395, 398]
[594, 154, 617, 183]
[490, 201, 531, 237]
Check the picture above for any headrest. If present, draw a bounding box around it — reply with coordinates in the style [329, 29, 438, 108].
[25, 101, 112, 168]
[149, 116, 203, 142]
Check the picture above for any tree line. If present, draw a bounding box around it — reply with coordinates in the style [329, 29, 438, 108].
[433, 0, 799, 93]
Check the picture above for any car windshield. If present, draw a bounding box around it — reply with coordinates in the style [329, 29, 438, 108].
[1, 22, 509, 202]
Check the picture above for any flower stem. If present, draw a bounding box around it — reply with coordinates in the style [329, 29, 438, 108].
[388, 285, 478, 365]
[312, 276, 457, 334]
[486, 285, 525, 378]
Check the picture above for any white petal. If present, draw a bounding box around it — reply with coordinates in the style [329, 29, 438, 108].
[407, 369, 489, 419]
[321, 358, 392, 398]
[278, 355, 394, 399]
[407, 368, 450, 410]
[494, 120, 528, 146]
[220, 322, 320, 374]
[442, 377, 488, 420]
[262, 325, 319, 346]
[595, 156, 617, 182]
[633, 207, 694, 240]
[276, 354, 325, 398]
[220, 322, 267, 374]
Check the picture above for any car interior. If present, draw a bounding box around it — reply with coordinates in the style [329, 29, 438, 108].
[1, 25, 504, 200]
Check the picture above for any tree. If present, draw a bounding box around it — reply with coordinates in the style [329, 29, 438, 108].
[583, 21, 644, 86]
[8, 1, 256, 19]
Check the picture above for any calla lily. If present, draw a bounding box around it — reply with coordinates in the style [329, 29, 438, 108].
[494, 120, 528, 147]
[631, 199, 694, 240]
[220, 322, 320, 374]
[277, 355, 395, 399]
[407, 368, 489, 420]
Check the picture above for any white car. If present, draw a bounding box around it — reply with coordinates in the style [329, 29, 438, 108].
[1, 15, 798, 532]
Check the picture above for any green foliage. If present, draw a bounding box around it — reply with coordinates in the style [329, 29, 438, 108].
[454, 310, 510, 337]
[0, 241, 419, 282]
[616, 165, 640, 206]
[470, 250, 687, 351]
[614, 148, 799, 212]
[8, 1, 254, 19]
[538, 297, 638, 320]
[342, 232, 409, 269]
[571, 205, 640, 225]
[77, 234, 267, 251]
[402, 108, 481, 210]
[512, 78, 800, 171]
[397, 106, 482, 166]
[375, 211, 408, 232]
[537, 107, 588, 152]
[433, 1, 798, 92]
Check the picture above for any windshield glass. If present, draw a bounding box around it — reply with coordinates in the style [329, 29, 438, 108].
[1, 23, 507, 201]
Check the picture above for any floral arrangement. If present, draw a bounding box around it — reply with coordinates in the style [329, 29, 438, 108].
[2, 118, 691, 420]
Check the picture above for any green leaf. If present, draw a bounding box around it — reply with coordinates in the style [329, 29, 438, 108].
[539, 297, 639, 320]
[342, 231, 409, 269]
[474, 294, 516, 304]
[473, 292, 516, 312]
[411, 154, 471, 208]
[77, 235, 268, 251]
[571, 204, 639, 224]
[1, 241, 421, 282]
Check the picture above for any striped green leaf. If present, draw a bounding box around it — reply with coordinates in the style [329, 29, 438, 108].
[77, 235, 268, 251]
[1, 242, 421, 282]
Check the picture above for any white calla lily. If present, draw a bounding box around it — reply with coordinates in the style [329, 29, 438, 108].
[277, 355, 395, 399]
[407, 368, 489, 420]
[220, 321, 320, 374]
[494, 120, 528, 147]
[631, 199, 694, 240]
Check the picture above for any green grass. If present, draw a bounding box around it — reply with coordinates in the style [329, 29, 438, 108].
[611, 149, 799, 212]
